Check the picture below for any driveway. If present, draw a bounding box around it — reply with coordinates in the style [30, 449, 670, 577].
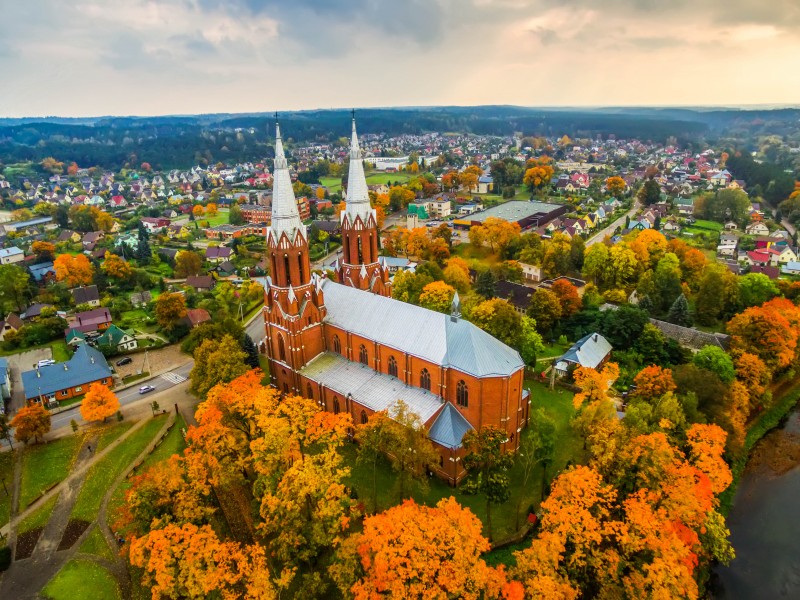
[4, 347, 55, 414]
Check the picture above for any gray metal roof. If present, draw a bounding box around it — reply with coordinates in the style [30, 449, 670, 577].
[21, 344, 112, 400]
[300, 352, 443, 424]
[556, 332, 612, 371]
[321, 279, 524, 378]
[428, 402, 473, 449]
[462, 200, 563, 224]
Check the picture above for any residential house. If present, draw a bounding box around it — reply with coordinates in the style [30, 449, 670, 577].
[95, 324, 138, 353]
[213, 260, 237, 279]
[0, 246, 24, 265]
[167, 224, 190, 239]
[29, 262, 56, 285]
[745, 222, 769, 236]
[0, 313, 24, 342]
[182, 308, 212, 329]
[21, 303, 53, 321]
[674, 197, 695, 216]
[185, 275, 216, 292]
[495, 280, 534, 314]
[781, 261, 800, 275]
[724, 221, 738, 231]
[82, 231, 105, 251]
[378, 256, 414, 274]
[71, 285, 101, 307]
[554, 333, 613, 377]
[750, 264, 780, 279]
[57, 230, 82, 244]
[21, 344, 113, 404]
[476, 176, 494, 194]
[141, 217, 171, 233]
[519, 262, 543, 284]
[69, 307, 112, 334]
[205, 246, 233, 263]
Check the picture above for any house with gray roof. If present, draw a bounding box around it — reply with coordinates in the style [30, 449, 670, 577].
[0, 246, 24, 265]
[21, 344, 113, 404]
[555, 333, 613, 377]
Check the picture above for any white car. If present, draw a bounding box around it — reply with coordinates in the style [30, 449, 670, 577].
[38, 359, 56, 368]
[138, 385, 156, 395]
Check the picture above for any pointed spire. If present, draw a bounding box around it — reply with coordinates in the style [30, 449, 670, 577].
[450, 291, 461, 321]
[269, 119, 306, 244]
[360, 263, 368, 280]
[344, 112, 374, 224]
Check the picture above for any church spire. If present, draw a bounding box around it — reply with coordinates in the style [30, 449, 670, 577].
[344, 112, 374, 223]
[269, 118, 305, 244]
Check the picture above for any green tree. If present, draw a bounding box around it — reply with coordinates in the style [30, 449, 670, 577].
[638, 178, 661, 206]
[136, 222, 152, 265]
[391, 270, 434, 305]
[667, 293, 692, 327]
[583, 243, 610, 287]
[696, 264, 739, 325]
[475, 270, 496, 298]
[693, 346, 735, 383]
[518, 316, 545, 366]
[527, 288, 562, 336]
[462, 425, 513, 541]
[0, 264, 32, 313]
[653, 253, 682, 312]
[738, 272, 779, 309]
[189, 334, 249, 397]
[384, 401, 438, 501]
[229, 203, 246, 225]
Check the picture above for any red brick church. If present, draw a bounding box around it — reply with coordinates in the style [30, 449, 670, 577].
[264, 118, 529, 484]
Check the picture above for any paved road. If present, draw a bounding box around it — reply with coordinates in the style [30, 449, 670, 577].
[586, 201, 640, 247]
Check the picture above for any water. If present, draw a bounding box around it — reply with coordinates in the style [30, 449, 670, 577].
[714, 409, 800, 599]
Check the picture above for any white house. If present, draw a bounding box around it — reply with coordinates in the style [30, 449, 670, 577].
[745, 222, 769, 236]
[0, 246, 24, 265]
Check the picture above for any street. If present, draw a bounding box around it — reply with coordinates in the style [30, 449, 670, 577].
[586, 201, 640, 247]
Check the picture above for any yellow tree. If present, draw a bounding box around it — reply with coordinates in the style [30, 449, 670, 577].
[605, 176, 626, 197]
[54, 253, 95, 287]
[155, 292, 188, 331]
[524, 157, 554, 193]
[572, 363, 620, 442]
[101, 253, 133, 280]
[419, 280, 456, 313]
[205, 202, 218, 216]
[192, 204, 205, 218]
[189, 335, 248, 397]
[80, 383, 120, 422]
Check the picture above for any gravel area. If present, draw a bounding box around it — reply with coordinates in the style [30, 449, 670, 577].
[4, 347, 54, 413]
[112, 345, 189, 379]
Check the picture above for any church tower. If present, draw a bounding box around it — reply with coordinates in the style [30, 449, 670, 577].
[336, 114, 391, 297]
[264, 120, 326, 394]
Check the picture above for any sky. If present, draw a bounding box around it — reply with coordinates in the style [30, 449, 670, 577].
[1, 0, 799, 117]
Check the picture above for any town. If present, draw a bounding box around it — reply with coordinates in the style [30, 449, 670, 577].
[0, 102, 798, 600]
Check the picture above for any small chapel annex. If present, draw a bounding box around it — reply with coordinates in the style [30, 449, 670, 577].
[263, 117, 529, 484]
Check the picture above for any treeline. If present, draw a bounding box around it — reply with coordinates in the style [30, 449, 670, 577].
[725, 151, 796, 206]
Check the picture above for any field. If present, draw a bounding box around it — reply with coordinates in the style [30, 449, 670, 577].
[42, 559, 121, 600]
[197, 208, 230, 227]
[320, 172, 413, 194]
[0, 450, 15, 527]
[19, 435, 83, 510]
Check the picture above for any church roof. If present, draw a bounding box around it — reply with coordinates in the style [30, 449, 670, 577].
[428, 402, 473, 449]
[321, 279, 524, 377]
[300, 352, 443, 424]
[343, 117, 375, 224]
[268, 122, 306, 244]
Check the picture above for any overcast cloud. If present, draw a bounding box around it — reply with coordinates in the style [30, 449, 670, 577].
[0, 0, 797, 117]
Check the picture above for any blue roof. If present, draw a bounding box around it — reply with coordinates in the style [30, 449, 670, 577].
[21, 345, 112, 400]
[428, 403, 474, 450]
[29, 262, 55, 282]
[0, 358, 8, 380]
[556, 333, 612, 371]
[0, 247, 23, 259]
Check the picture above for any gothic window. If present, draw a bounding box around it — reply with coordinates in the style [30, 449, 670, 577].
[357, 236, 363, 263]
[298, 254, 305, 283]
[271, 255, 277, 280]
[333, 397, 340, 415]
[361, 410, 368, 424]
[368, 233, 374, 262]
[278, 335, 286, 362]
[332, 335, 341, 354]
[359, 344, 368, 365]
[456, 380, 468, 408]
[306, 384, 314, 400]
[283, 254, 291, 286]
[420, 368, 431, 391]
[388, 355, 398, 378]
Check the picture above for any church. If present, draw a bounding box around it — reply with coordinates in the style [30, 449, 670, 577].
[263, 117, 529, 484]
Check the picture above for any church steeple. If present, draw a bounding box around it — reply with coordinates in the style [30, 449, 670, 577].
[268, 120, 306, 248]
[336, 112, 391, 297]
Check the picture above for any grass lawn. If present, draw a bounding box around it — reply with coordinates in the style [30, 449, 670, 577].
[94, 421, 136, 453]
[343, 382, 583, 543]
[42, 559, 121, 600]
[71, 416, 167, 522]
[321, 172, 413, 195]
[18, 493, 59, 535]
[692, 219, 723, 231]
[538, 340, 572, 361]
[0, 450, 16, 527]
[198, 209, 230, 228]
[19, 435, 83, 510]
[118, 309, 154, 331]
[78, 526, 116, 561]
[319, 176, 342, 194]
[451, 243, 500, 264]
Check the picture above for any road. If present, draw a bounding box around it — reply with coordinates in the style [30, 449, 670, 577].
[586, 201, 640, 247]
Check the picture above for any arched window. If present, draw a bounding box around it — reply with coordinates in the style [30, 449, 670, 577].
[361, 410, 368, 424]
[333, 397, 340, 415]
[420, 368, 431, 391]
[357, 236, 363, 263]
[359, 344, 368, 365]
[388, 356, 398, 378]
[368, 233, 374, 262]
[278, 335, 286, 362]
[456, 380, 468, 408]
[332, 335, 341, 354]
[306, 384, 314, 400]
[283, 254, 291, 286]
[270, 255, 277, 280]
[298, 254, 305, 284]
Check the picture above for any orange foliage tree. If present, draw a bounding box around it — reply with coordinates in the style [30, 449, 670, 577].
[734, 352, 771, 410]
[54, 253, 95, 287]
[80, 382, 120, 422]
[605, 176, 626, 197]
[632, 365, 676, 401]
[727, 297, 800, 372]
[523, 156, 554, 193]
[550, 279, 582, 318]
[192, 204, 205, 218]
[205, 202, 218, 216]
[10, 403, 51, 444]
[335, 497, 517, 600]
[101, 253, 134, 280]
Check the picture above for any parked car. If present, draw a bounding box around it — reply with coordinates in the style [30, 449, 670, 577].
[116, 357, 133, 366]
[138, 385, 156, 394]
[37, 359, 56, 368]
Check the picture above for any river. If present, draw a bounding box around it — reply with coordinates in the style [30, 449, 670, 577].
[714, 407, 800, 599]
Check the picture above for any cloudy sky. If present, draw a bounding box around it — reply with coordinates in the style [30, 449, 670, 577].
[1, 0, 798, 117]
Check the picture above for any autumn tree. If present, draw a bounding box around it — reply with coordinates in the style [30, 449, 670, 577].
[205, 202, 218, 216]
[418, 280, 455, 313]
[443, 256, 471, 292]
[463, 425, 513, 541]
[550, 279, 582, 318]
[527, 288, 562, 336]
[333, 497, 513, 600]
[632, 365, 676, 401]
[470, 298, 522, 347]
[572, 363, 619, 443]
[524, 156, 554, 194]
[0, 264, 31, 313]
[53, 253, 95, 288]
[31, 241, 56, 262]
[175, 250, 203, 278]
[734, 352, 771, 410]
[391, 270, 434, 305]
[695, 264, 739, 325]
[727, 298, 800, 372]
[101, 253, 133, 280]
[10, 403, 51, 444]
[80, 383, 121, 423]
[155, 292, 188, 331]
[190, 334, 249, 397]
[192, 204, 205, 218]
[605, 176, 626, 197]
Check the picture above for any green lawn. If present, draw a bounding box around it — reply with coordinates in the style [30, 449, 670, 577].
[78, 526, 116, 561]
[18, 493, 59, 535]
[94, 421, 136, 453]
[42, 559, 121, 600]
[343, 382, 582, 542]
[320, 172, 414, 195]
[538, 340, 572, 360]
[118, 309, 154, 331]
[0, 450, 16, 527]
[19, 435, 83, 510]
[198, 209, 230, 228]
[692, 219, 723, 231]
[71, 416, 167, 522]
